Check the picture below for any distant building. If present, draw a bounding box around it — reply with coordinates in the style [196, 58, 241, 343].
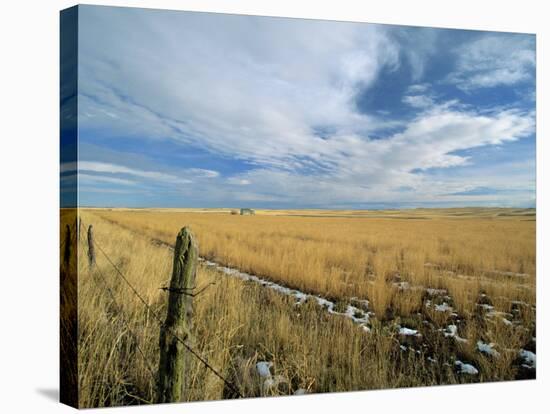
[240, 208, 255, 215]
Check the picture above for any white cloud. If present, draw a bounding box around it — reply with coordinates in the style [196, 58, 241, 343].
[78, 7, 403, 171]
[80, 161, 184, 182]
[402, 94, 434, 108]
[61, 161, 193, 184]
[389, 28, 439, 81]
[221, 103, 534, 205]
[407, 83, 430, 94]
[448, 34, 535, 90]
[74, 8, 536, 207]
[78, 173, 136, 186]
[187, 168, 219, 178]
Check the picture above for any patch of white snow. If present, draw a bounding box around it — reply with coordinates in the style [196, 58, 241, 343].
[455, 360, 478, 375]
[519, 349, 536, 369]
[399, 327, 421, 337]
[435, 302, 452, 312]
[256, 361, 273, 378]
[477, 341, 500, 357]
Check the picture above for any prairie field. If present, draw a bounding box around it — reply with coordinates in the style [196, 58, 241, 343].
[64, 207, 536, 408]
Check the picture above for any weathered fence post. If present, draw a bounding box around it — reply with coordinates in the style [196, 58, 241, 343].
[63, 224, 72, 267]
[87, 225, 96, 268]
[157, 227, 198, 403]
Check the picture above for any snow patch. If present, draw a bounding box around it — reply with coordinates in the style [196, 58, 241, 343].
[477, 341, 500, 357]
[443, 325, 468, 343]
[455, 360, 478, 375]
[203, 258, 372, 331]
[478, 303, 494, 311]
[256, 361, 273, 378]
[399, 327, 421, 337]
[519, 349, 536, 369]
[435, 302, 453, 312]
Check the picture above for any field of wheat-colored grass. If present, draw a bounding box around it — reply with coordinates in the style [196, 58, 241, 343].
[91, 208, 536, 311]
[64, 208, 536, 408]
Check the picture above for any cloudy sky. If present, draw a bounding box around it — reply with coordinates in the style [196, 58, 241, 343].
[63, 5, 536, 209]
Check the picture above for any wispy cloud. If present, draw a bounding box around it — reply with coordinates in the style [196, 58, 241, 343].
[78, 173, 136, 186]
[63, 160, 221, 183]
[222, 102, 533, 205]
[61, 172, 137, 186]
[78, 8, 404, 170]
[62, 161, 188, 183]
[187, 168, 219, 178]
[73, 7, 536, 208]
[402, 94, 434, 108]
[447, 34, 535, 91]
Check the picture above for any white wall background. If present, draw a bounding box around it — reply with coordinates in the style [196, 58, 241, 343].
[0, 1, 546, 413]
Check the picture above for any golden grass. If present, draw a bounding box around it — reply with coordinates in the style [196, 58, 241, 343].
[90, 208, 535, 310]
[66, 208, 536, 407]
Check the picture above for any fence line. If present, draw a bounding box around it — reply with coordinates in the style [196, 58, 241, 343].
[60, 219, 78, 260]
[63, 224, 72, 267]
[82, 238, 157, 381]
[157, 227, 197, 402]
[82, 224, 244, 400]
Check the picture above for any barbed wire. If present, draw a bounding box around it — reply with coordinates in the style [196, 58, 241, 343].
[159, 281, 216, 297]
[82, 240, 157, 380]
[88, 229, 243, 399]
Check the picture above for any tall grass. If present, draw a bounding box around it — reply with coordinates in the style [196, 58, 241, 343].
[92, 209, 535, 312]
[71, 209, 536, 407]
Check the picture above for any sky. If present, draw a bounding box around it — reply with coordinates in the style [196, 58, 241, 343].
[61, 5, 536, 209]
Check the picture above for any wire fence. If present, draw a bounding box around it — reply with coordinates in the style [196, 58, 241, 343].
[68, 219, 243, 400]
[82, 239, 157, 380]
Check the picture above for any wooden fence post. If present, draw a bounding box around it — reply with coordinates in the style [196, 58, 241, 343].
[87, 225, 96, 268]
[157, 227, 198, 403]
[63, 224, 72, 267]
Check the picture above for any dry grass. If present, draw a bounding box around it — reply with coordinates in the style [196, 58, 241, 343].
[91, 208, 535, 309]
[66, 208, 536, 408]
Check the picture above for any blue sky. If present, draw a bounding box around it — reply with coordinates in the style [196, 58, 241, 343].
[62, 5, 536, 209]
